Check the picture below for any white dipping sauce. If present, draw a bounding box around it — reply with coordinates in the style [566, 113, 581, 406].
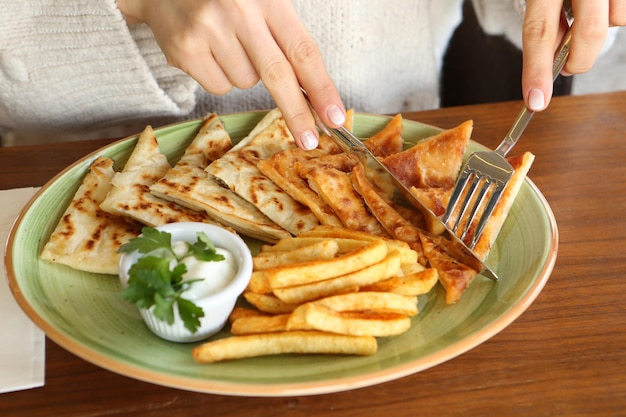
[171, 241, 238, 299]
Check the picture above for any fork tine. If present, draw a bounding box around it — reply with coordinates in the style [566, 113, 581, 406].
[452, 174, 481, 234]
[444, 176, 473, 233]
[469, 182, 506, 248]
[443, 167, 473, 226]
[459, 178, 494, 242]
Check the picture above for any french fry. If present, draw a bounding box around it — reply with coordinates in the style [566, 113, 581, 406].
[300, 225, 380, 240]
[360, 277, 403, 293]
[289, 304, 411, 337]
[284, 305, 310, 331]
[253, 239, 339, 270]
[260, 236, 369, 254]
[230, 314, 293, 335]
[390, 268, 439, 296]
[272, 249, 402, 304]
[192, 331, 378, 363]
[400, 261, 426, 275]
[228, 307, 266, 323]
[265, 239, 388, 289]
[313, 291, 418, 316]
[243, 292, 299, 314]
[246, 271, 272, 294]
[301, 225, 417, 264]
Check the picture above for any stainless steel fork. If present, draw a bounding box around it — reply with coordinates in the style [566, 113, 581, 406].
[443, 27, 572, 249]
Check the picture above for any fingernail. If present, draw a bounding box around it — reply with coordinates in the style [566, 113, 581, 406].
[327, 104, 346, 126]
[300, 130, 318, 150]
[528, 88, 545, 111]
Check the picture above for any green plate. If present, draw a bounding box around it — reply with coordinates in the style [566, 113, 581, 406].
[5, 112, 558, 396]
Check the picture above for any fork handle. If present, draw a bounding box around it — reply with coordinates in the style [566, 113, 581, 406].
[495, 27, 573, 157]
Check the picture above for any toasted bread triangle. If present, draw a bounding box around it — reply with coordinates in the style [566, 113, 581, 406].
[383, 120, 472, 189]
[41, 156, 142, 274]
[150, 113, 291, 242]
[419, 231, 478, 304]
[99, 125, 215, 227]
[365, 114, 404, 158]
[206, 109, 320, 236]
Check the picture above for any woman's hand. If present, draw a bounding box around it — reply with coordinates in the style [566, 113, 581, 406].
[521, 0, 626, 112]
[117, 0, 346, 150]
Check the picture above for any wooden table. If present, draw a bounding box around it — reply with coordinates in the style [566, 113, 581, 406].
[2, 92, 625, 416]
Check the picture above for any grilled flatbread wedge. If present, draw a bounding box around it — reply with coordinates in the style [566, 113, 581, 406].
[206, 109, 319, 236]
[150, 114, 290, 242]
[255, 110, 403, 229]
[169, 113, 233, 167]
[383, 120, 472, 189]
[41, 156, 142, 274]
[304, 165, 388, 237]
[471, 151, 535, 259]
[157, 172, 290, 243]
[410, 152, 534, 259]
[419, 231, 478, 304]
[257, 147, 345, 227]
[100, 125, 214, 227]
[364, 113, 404, 158]
[350, 164, 427, 264]
[409, 186, 451, 217]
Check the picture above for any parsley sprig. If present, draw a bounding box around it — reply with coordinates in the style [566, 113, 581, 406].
[118, 227, 225, 333]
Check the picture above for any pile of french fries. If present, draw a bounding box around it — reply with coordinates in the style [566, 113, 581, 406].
[192, 226, 439, 363]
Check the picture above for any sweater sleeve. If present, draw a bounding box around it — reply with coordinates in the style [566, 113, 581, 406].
[0, 0, 197, 135]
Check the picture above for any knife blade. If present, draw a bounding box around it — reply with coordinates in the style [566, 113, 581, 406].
[302, 93, 498, 281]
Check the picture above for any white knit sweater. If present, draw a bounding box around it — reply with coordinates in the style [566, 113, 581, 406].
[0, 0, 468, 143]
[0, 1, 198, 141]
[2, 0, 609, 145]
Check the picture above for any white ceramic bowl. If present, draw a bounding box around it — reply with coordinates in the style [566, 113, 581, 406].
[119, 222, 253, 343]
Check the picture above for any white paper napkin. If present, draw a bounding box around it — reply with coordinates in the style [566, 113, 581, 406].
[1, 187, 45, 394]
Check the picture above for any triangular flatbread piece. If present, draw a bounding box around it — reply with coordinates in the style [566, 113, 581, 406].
[170, 113, 233, 167]
[410, 186, 451, 217]
[383, 120, 472, 189]
[471, 151, 535, 259]
[412, 151, 534, 260]
[257, 147, 344, 227]
[304, 165, 388, 237]
[350, 164, 426, 264]
[100, 125, 215, 226]
[41, 156, 142, 274]
[296, 152, 357, 174]
[206, 109, 320, 235]
[150, 114, 290, 242]
[419, 231, 478, 304]
[365, 114, 404, 158]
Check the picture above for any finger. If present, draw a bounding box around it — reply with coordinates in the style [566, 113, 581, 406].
[609, 0, 626, 26]
[566, 0, 609, 74]
[237, 5, 322, 149]
[267, 7, 346, 130]
[521, 0, 564, 111]
[249, 34, 319, 149]
[174, 47, 234, 96]
[199, 3, 261, 90]
[208, 31, 261, 90]
[141, 1, 236, 96]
